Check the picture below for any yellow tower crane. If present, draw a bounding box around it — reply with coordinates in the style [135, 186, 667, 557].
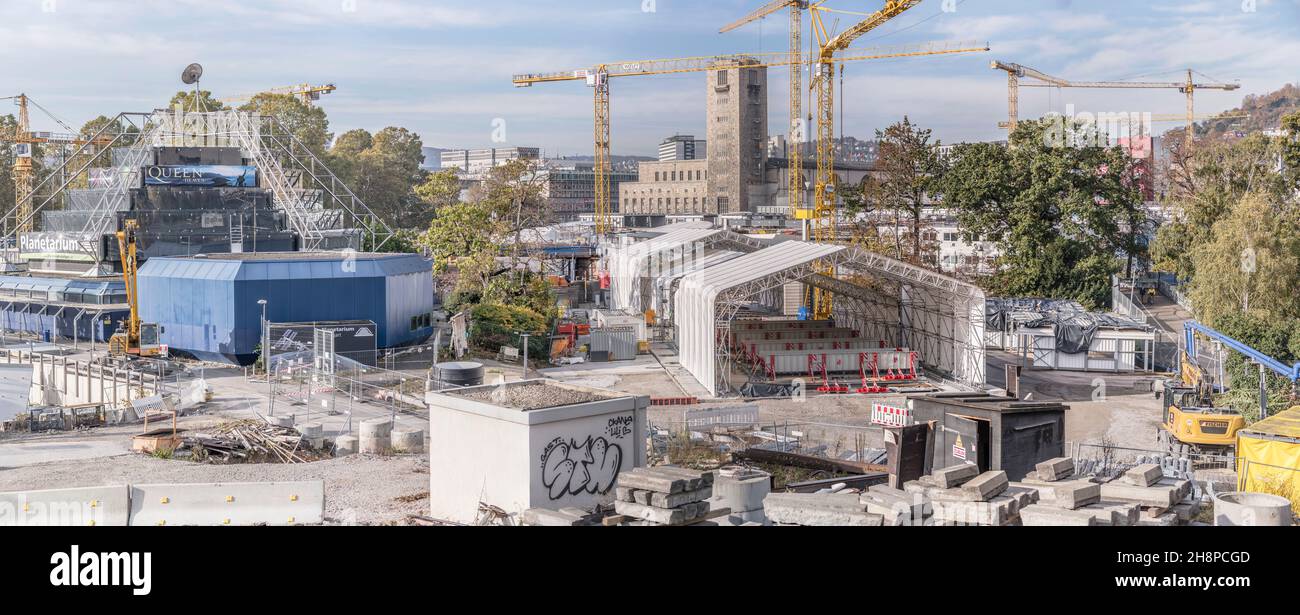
[806, 0, 923, 320]
[513, 39, 985, 235]
[1, 94, 114, 235]
[990, 62, 1240, 151]
[220, 83, 337, 106]
[721, 1, 810, 218]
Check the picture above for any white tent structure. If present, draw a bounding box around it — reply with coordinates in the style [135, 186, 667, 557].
[675, 241, 987, 397]
[607, 227, 767, 313]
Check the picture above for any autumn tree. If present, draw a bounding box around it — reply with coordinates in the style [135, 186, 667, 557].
[167, 90, 228, 113]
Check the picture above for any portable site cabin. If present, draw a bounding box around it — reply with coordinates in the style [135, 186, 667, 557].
[1237, 406, 1300, 511]
[908, 393, 1068, 481]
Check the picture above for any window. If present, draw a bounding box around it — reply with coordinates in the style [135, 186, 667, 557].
[716, 70, 728, 87]
[943, 233, 959, 242]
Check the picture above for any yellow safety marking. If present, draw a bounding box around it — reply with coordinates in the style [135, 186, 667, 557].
[160, 497, 170, 504]
[226, 496, 235, 503]
[289, 495, 298, 502]
[287, 517, 295, 524]
[223, 518, 231, 525]
[90, 500, 99, 508]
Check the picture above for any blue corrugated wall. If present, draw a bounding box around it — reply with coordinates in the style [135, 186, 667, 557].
[139, 254, 435, 365]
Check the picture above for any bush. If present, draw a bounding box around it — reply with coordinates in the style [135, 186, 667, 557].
[469, 303, 549, 358]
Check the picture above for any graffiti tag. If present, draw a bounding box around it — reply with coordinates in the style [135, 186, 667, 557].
[540, 436, 623, 501]
[606, 415, 634, 439]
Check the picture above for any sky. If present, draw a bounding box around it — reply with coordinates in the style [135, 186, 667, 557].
[2, 0, 1298, 158]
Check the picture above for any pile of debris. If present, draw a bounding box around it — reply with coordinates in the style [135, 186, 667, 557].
[1014, 458, 1198, 526]
[179, 419, 330, 464]
[902, 466, 1039, 526]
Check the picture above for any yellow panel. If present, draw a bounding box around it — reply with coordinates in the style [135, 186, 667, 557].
[1244, 406, 1300, 440]
[1238, 434, 1300, 512]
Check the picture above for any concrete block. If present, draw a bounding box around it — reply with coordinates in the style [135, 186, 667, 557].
[266, 415, 294, 429]
[764, 503, 883, 527]
[615, 500, 709, 525]
[1093, 500, 1141, 526]
[932, 464, 979, 488]
[334, 435, 359, 456]
[1002, 486, 1040, 509]
[1136, 512, 1180, 527]
[391, 429, 424, 454]
[1122, 464, 1164, 487]
[129, 481, 324, 526]
[765, 492, 865, 512]
[931, 499, 1008, 526]
[1019, 504, 1099, 527]
[614, 487, 637, 503]
[359, 418, 392, 440]
[1100, 482, 1178, 509]
[633, 490, 652, 506]
[1035, 457, 1075, 482]
[359, 435, 390, 455]
[617, 468, 688, 494]
[650, 487, 712, 509]
[1173, 499, 1202, 523]
[962, 471, 1009, 502]
[1052, 482, 1101, 510]
[654, 466, 715, 486]
[0, 486, 131, 527]
[296, 422, 324, 449]
[712, 470, 771, 514]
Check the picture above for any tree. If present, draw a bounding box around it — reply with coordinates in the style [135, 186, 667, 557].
[873, 117, 944, 265]
[239, 93, 331, 157]
[0, 115, 16, 215]
[415, 169, 462, 214]
[1210, 312, 1300, 422]
[936, 118, 1148, 308]
[1186, 192, 1300, 324]
[352, 127, 428, 229]
[79, 115, 135, 168]
[167, 90, 228, 113]
[1152, 133, 1291, 278]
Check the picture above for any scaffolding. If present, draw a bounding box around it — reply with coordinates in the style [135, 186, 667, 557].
[1, 109, 393, 268]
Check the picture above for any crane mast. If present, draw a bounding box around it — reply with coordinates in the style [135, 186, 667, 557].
[808, 0, 922, 320]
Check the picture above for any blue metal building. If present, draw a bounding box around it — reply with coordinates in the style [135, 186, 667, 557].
[0, 275, 131, 343]
[138, 252, 435, 365]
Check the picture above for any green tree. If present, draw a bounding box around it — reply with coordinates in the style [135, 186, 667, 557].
[1186, 192, 1300, 325]
[873, 117, 944, 265]
[1210, 313, 1300, 422]
[936, 118, 1147, 307]
[239, 93, 331, 157]
[167, 90, 228, 113]
[349, 127, 428, 228]
[415, 169, 462, 214]
[79, 115, 135, 168]
[0, 115, 16, 215]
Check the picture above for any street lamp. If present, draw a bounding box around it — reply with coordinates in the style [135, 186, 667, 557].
[258, 299, 271, 416]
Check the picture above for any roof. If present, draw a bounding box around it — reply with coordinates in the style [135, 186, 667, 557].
[1242, 406, 1300, 440]
[141, 252, 433, 281]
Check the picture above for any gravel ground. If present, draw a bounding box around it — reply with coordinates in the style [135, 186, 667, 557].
[450, 382, 619, 410]
[0, 452, 431, 525]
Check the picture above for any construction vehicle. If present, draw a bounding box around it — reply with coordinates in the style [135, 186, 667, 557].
[990, 62, 1240, 151]
[1158, 321, 1300, 457]
[1158, 352, 1244, 457]
[108, 219, 164, 358]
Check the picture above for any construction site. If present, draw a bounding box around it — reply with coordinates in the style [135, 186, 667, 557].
[1, 0, 1298, 537]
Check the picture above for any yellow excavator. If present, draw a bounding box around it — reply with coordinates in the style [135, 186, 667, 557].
[108, 219, 164, 358]
[1158, 352, 1244, 457]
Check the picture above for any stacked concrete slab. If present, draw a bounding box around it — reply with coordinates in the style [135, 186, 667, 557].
[1015, 458, 1148, 526]
[903, 467, 1037, 526]
[521, 507, 604, 527]
[613, 467, 715, 526]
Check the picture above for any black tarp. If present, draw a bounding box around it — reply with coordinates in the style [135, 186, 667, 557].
[986, 298, 1151, 355]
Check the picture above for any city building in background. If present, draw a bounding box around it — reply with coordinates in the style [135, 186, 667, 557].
[658, 134, 707, 162]
[707, 61, 768, 215]
[440, 147, 541, 177]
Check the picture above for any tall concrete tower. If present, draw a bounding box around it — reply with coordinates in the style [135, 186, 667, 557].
[706, 60, 768, 215]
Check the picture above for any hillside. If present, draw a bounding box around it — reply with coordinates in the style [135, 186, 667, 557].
[1164, 82, 1300, 143]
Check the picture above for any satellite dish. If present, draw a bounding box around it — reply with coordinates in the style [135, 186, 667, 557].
[181, 63, 204, 85]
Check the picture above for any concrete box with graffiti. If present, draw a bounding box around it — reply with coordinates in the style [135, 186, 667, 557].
[427, 380, 650, 524]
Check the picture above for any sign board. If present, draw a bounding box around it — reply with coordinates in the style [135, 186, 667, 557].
[268, 321, 377, 367]
[871, 402, 913, 428]
[142, 165, 258, 188]
[18, 232, 104, 262]
[684, 404, 760, 431]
